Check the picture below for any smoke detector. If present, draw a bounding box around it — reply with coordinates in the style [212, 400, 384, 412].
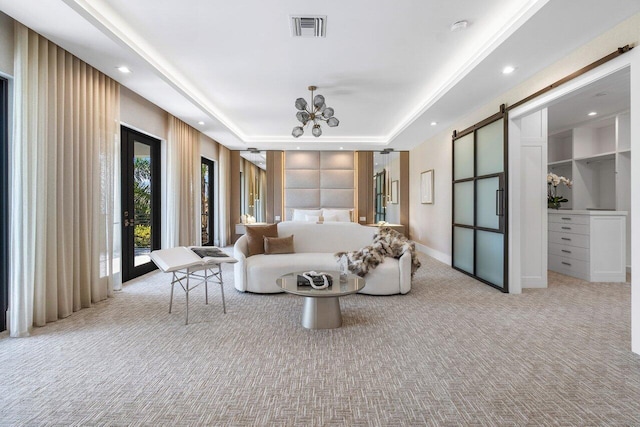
[290, 16, 327, 37]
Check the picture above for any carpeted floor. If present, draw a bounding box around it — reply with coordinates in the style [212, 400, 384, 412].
[1, 252, 640, 426]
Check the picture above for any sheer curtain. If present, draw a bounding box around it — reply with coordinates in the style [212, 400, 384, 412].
[165, 115, 201, 247]
[218, 145, 231, 246]
[9, 23, 120, 337]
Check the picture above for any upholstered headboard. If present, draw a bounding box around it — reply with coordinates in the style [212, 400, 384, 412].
[284, 151, 355, 220]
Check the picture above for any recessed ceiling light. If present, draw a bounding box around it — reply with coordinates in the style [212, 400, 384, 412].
[198, 121, 205, 125]
[296, 146, 300, 150]
[340, 147, 344, 150]
[117, 66, 131, 74]
[450, 20, 468, 32]
[502, 66, 515, 74]
[588, 111, 597, 116]
[430, 121, 437, 126]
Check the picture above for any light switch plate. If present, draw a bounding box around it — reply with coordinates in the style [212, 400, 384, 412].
[359, 216, 366, 221]
[275, 215, 281, 221]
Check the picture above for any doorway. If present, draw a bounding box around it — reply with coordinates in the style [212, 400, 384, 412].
[121, 126, 161, 281]
[507, 52, 639, 354]
[201, 157, 215, 246]
[0, 77, 7, 331]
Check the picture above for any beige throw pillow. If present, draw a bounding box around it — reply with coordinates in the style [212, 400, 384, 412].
[264, 235, 294, 255]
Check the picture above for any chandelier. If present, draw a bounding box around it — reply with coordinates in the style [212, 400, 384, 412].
[292, 85, 340, 138]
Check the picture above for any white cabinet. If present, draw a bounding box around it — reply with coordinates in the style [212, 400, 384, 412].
[548, 111, 631, 268]
[548, 211, 626, 282]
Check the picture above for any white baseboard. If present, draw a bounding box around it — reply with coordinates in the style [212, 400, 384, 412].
[415, 242, 451, 265]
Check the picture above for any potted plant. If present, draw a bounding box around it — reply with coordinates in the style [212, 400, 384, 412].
[547, 173, 572, 209]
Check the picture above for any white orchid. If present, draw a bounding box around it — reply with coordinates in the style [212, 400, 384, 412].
[547, 172, 572, 208]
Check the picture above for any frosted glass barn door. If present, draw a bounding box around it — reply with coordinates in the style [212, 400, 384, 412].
[452, 109, 508, 292]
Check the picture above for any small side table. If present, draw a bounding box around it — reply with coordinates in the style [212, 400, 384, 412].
[276, 271, 365, 329]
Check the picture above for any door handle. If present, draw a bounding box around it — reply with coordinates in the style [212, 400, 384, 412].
[561, 227, 571, 230]
[561, 249, 571, 253]
[561, 237, 571, 241]
[495, 189, 504, 217]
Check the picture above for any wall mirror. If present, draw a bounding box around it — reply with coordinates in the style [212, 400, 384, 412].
[239, 150, 267, 223]
[372, 150, 401, 224]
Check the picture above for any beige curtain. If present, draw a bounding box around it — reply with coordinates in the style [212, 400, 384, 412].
[166, 115, 201, 247]
[9, 23, 120, 337]
[218, 145, 231, 246]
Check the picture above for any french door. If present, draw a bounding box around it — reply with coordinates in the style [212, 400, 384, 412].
[0, 77, 7, 331]
[121, 126, 161, 281]
[201, 157, 215, 246]
[452, 107, 508, 292]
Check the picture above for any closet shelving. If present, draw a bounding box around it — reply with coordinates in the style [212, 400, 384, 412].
[548, 110, 631, 268]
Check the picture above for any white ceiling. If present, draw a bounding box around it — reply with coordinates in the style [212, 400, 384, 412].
[1, 0, 639, 151]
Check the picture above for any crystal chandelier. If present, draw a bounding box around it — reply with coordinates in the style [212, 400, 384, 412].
[292, 85, 340, 138]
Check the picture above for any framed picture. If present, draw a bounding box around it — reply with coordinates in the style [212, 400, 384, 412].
[421, 170, 434, 204]
[390, 180, 399, 204]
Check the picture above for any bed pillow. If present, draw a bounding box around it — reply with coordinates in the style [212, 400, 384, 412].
[322, 214, 339, 222]
[264, 235, 294, 255]
[245, 223, 278, 256]
[305, 215, 321, 222]
[322, 209, 352, 222]
[292, 209, 322, 221]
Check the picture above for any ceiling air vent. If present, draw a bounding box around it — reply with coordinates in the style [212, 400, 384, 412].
[290, 16, 326, 38]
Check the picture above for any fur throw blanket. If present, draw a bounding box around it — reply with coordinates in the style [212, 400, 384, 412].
[335, 227, 421, 277]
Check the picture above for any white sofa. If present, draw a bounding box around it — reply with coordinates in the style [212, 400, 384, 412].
[233, 221, 412, 295]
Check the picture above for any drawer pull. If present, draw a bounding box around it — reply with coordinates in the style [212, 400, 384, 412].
[561, 227, 571, 230]
[561, 217, 572, 221]
[561, 249, 571, 254]
[561, 237, 571, 241]
[561, 262, 571, 266]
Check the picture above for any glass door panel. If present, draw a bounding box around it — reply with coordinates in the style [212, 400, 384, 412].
[453, 227, 474, 274]
[133, 142, 152, 267]
[453, 181, 474, 226]
[476, 118, 504, 176]
[476, 231, 504, 288]
[0, 77, 7, 332]
[453, 133, 474, 180]
[476, 176, 501, 230]
[201, 157, 215, 246]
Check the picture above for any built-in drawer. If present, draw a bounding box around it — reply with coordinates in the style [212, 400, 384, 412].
[548, 256, 590, 281]
[548, 222, 589, 235]
[548, 232, 590, 248]
[548, 243, 589, 262]
[548, 213, 590, 225]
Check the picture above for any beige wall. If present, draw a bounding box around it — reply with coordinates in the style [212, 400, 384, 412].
[201, 133, 219, 161]
[0, 13, 13, 77]
[410, 12, 640, 262]
[120, 87, 168, 140]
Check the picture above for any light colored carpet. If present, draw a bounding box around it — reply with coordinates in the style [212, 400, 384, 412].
[1, 253, 640, 426]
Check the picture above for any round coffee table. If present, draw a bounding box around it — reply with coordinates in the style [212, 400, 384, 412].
[276, 271, 365, 329]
